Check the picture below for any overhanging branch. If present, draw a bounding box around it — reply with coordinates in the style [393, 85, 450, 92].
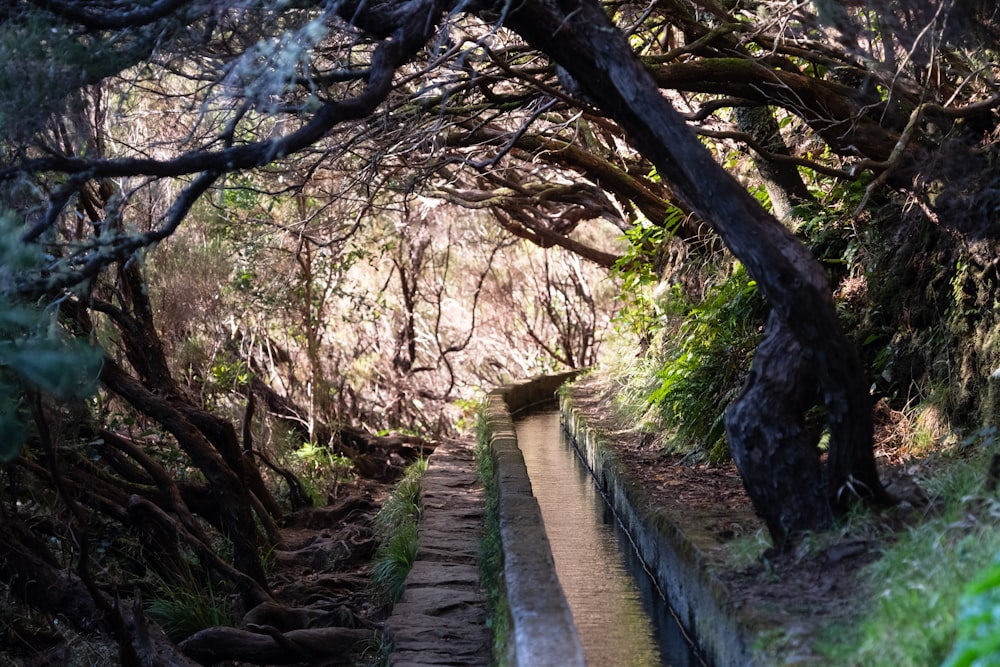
[29, 0, 193, 29]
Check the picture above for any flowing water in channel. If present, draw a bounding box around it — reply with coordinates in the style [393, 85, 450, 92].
[514, 410, 702, 667]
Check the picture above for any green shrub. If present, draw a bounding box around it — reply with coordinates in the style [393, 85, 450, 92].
[648, 264, 766, 461]
[943, 551, 1000, 667]
[292, 441, 355, 504]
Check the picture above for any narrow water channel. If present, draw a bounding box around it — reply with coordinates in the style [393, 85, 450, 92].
[514, 410, 702, 667]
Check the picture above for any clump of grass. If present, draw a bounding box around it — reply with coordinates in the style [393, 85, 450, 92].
[373, 458, 427, 536]
[370, 458, 427, 603]
[475, 402, 510, 665]
[817, 450, 1000, 666]
[357, 630, 393, 667]
[370, 521, 419, 603]
[146, 574, 237, 642]
[598, 337, 670, 434]
[723, 528, 772, 571]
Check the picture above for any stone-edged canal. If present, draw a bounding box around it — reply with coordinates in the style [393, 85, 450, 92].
[515, 410, 702, 666]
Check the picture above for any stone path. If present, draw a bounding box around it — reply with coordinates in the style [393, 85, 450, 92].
[384, 438, 491, 667]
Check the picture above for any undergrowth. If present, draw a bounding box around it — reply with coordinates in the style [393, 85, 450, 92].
[475, 399, 509, 666]
[291, 441, 355, 504]
[370, 458, 427, 603]
[147, 572, 238, 643]
[648, 263, 765, 461]
[609, 261, 766, 462]
[817, 444, 1000, 666]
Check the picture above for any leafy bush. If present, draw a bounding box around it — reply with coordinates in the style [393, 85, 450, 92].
[943, 552, 1000, 667]
[648, 264, 766, 461]
[0, 213, 103, 461]
[292, 442, 355, 503]
[611, 211, 679, 341]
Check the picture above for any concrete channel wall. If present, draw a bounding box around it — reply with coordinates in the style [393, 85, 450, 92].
[561, 396, 756, 667]
[485, 372, 585, 667]
[486, 372, 757, 667]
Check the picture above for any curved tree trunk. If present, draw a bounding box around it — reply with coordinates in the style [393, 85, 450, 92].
[501, 0, 891, 541]
[101, 359, 273, 604]
[114, 262, 284, 523]
[725, 312, 832, 545]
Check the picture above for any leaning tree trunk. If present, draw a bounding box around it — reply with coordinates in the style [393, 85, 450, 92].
[101, 359, 273, 604]
[725, 313, 832, 544]
[501, 0, 891, 541]
[114, 262, 284, 523]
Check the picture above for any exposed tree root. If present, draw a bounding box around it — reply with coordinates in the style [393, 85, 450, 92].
[178, 624, 373, 664]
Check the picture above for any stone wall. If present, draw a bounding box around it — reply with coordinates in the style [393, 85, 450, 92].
[484, 371, 584, 667]
[561, 395, 756, 666]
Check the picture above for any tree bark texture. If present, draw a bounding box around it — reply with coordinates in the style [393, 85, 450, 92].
[725, 312, 832, 544]
[500, 0, 889, 538]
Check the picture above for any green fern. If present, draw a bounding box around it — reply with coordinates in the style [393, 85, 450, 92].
[649, 263, 766, 461]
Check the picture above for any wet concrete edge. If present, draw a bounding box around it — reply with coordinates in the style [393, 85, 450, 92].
[561, 392, 760, 667]
[487, 371, 586, 667]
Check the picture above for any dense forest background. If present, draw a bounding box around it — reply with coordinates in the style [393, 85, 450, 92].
[1, 0, 999, 664]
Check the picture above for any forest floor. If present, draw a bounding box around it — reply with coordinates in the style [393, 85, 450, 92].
[3, 481, 392, 666]
[563, 372, 943, 663]
[258, 488, 392, 665]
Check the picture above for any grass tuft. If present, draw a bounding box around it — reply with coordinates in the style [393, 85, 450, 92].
[370, 458, 427, 603]
[370, 521, 419, 602]
[146, 575, 237, 643]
